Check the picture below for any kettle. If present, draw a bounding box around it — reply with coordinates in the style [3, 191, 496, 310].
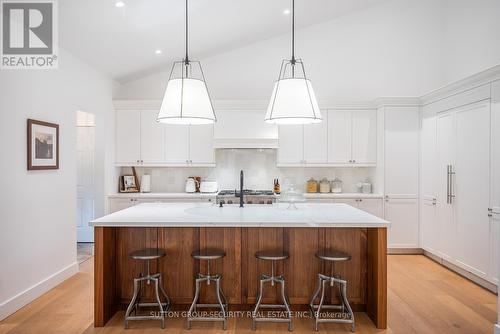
[185, 177, 199, 193]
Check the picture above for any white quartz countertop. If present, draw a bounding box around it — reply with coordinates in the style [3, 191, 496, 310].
[107, 192, 383, 199]
[107, 192, 217, 198]
[91, 202, 390, 228]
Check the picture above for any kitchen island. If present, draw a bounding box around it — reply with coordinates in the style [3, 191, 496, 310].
[91, 202, 389, 329]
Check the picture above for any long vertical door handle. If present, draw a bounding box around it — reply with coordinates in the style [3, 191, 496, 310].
[446, 165, 451, 204]
[449, 165, 455, 204]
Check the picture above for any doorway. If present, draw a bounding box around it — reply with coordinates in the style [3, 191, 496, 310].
[76, 110, 95, 247]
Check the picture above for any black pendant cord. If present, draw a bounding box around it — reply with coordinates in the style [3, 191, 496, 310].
[184, 0, 189, 72]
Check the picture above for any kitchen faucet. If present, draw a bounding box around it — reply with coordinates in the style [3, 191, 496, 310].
[240, 170, 244, 208]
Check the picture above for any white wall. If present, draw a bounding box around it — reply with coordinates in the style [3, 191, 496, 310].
[0, 49, 114, 320]
[115, 0, 500, 101]
[442, 0, 500, 84]
[116, 0, 445, 100]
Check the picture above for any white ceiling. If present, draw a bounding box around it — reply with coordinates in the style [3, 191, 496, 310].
[60, 0, 388, 82]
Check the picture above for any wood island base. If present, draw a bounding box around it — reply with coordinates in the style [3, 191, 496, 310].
[94, 226, 387, 329]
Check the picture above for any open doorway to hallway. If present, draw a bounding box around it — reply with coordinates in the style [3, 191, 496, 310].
[76, 110, 95, 263]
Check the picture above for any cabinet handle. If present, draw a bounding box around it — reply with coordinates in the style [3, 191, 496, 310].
[447, 165, 456, 204]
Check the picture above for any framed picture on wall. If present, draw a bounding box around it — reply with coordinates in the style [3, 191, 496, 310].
[27, 119, 59, 170]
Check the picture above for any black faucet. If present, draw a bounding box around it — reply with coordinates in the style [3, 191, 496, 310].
[240, 170, 244, 208]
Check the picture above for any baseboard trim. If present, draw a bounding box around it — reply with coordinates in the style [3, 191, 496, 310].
[388, 248, 424, 255]
[423, 251, 498, 293]
[0, 261, 78, 321]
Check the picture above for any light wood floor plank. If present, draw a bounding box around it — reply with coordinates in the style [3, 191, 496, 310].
[0, 255, 496, 334]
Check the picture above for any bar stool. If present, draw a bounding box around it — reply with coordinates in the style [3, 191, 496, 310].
[124, 248, 170, 329]
[309, 250, 355, 332]
[187, 249, 228, 330]
[252, 250, 293, 331]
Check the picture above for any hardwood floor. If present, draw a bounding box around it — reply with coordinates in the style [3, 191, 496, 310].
[0, 255, 496, 334]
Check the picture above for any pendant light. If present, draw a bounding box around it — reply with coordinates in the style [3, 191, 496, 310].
[264, 0, 321, 124]
[157, 0, 216, 125]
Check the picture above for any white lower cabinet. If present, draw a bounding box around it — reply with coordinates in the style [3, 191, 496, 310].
[109, 198, 138, 213]
[385, 198, 419, 248]
[107, 196, 214, 214]
[334, 198, 384, 218]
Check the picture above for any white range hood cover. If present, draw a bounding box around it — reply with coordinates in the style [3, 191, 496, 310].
[213, 110, 279, 149]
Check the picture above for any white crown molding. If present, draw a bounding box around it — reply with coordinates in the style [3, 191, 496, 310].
[421, 64, 500, 105]
[373, 97, 422, 108]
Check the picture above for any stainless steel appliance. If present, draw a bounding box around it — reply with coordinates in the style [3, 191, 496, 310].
[216, 189, 276, 205]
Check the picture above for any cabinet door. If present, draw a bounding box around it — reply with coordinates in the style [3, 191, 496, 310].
[303, 111, 327, 164]
[490, 81, 500, 284]
[108, 198, 136, 213]
[189, 125, 215, 164]
[327, 110, 351, 164]
[115, 110, 141, 164]
[420, 107, 438, 252]
[333, 198, 358, 207]
[386, 198, 419, 248]
[421, 198, 438, 253]
[454, 101, 491, 278]
[278, 125, 304, 165]
[358, 198, 383, 218]
[384, 107, 419, 196]
[165, 125, 189, 164]
[140, 110, 165, 164]
[352, 110, 377, 164]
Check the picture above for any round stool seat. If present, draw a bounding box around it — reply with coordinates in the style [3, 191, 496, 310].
[192, 249, 226, 260]
[255, 250, 289, 261]
[130, 248, 166, 260]
[315, 249, 351, 262]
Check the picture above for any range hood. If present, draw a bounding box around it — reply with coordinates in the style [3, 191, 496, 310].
[213, 110, 279, 149]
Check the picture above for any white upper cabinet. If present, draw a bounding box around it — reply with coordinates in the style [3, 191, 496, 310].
[115, 110, 141, 164]
[384, 106, 419, 196]
[327, 110, 352, 164]
[189, 125, 215, 164]
[164, 124, 189, 164]
[303, 112, 328, 164]
[115, 109, 215, 166]
[140, 110, 165, 164]
[277, 109, 377, 167]
[327, 109, 377, 165]
[277, 125, 304, 165]
[352, 110, 377, 164]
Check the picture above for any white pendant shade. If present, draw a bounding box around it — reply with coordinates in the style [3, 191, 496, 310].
[157, 78, 215, 125]
[265, 78, 322, 124]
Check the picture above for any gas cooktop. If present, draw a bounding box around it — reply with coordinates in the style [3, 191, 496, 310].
[217, 189, 275, 196]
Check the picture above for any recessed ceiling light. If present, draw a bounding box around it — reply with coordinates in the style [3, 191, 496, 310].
[283, 8, 290, 15]
[155, 49, 162, 55]
[115, 1, 125, 8]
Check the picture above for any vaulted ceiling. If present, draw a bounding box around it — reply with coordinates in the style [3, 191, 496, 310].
[59, 0, 388, 82]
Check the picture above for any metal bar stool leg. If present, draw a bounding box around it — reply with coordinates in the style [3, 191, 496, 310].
[152, 277, 165, 329]
[278, 277, 293, 331]
[251, 276, 265, 330]
[340, 280, 355, 332]
[215, 277, 228, 330]
[187, 276, 204, 329]
[124, 278, 140, 329]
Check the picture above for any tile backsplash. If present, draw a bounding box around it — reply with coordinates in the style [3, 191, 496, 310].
[121, 149, 378, 193]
